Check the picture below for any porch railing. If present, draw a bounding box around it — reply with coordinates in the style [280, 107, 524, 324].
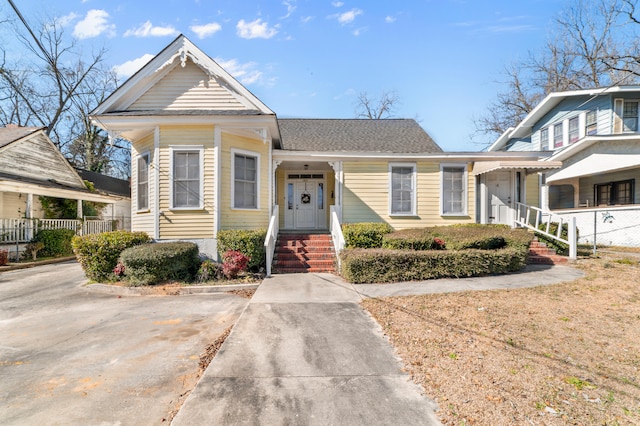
[264, 205, 279, 277]
[514, 202, 577, 260]
[0, 218, 115, 244]
[330, 205, 345, 269]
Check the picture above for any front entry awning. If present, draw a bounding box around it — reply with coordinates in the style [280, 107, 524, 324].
[472, 160, 562, 176]
[546, 153, 640, 183]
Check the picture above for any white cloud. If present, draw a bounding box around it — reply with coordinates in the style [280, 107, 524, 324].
[56, 12, 78, 27]
[332, 8, 363, 25]
[300, 16, 313, 24]
[281, 1, 296, 19]
[190, 22, 222, 39]
[215, 58, 263, 85]
[332, 1, 344, 7]
[113, 53, 154, 79]
[385, 16, 396, 24]
[236, 19, 278, 39]
[73, 9, 115, 39]
[124, 21, 179, 37]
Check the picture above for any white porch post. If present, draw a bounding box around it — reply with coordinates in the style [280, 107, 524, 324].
[77, 199, 83, 219]
[329, 161, 343, 221]
[26, 193, 33, 240]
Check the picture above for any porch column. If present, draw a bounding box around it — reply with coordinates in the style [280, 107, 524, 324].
[272, 160, 282, 211]
[25, 193, 33, 219]
[328, 161, 343, 220]
[77, 199, 83, 220]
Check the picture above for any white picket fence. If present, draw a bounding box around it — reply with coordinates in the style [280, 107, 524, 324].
[0, 218, 114, 243]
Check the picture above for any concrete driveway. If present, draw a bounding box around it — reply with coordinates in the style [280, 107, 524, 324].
[0, 261, 248, 426]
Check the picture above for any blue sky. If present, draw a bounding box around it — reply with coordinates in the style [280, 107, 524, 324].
[4, 0, 564, 151]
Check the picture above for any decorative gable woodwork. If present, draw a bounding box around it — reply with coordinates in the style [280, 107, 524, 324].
[130, 59, 248, 111]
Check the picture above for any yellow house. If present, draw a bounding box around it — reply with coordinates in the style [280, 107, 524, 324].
[91, 35, 557, 267]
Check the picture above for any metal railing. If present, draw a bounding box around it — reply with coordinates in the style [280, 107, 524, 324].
[0, 218, 115, 244]
[263, 205, 279, 277]
[330, 205, 345, 269]
[514, 202, 577, 260]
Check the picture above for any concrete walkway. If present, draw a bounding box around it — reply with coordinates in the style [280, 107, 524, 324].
[172, 264, 584, 425]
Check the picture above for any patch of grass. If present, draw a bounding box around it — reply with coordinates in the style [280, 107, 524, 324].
[564, 376, 596, 390]
[614, 258, 637, 265]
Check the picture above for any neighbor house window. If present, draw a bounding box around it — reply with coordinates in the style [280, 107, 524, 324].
[441, 164, 467, 215]
[623, 101, 639, 132]
[549, 184, 575, 210]
[171, 148, 202, 209]
[233, 150, 259, 209]
[586, 110, 597, 135]
[389, 163, 416, 215]
[553, 122, 564, 148]
[540, 127, 549, 150]
[568, 116, 580, 144]
[137, 153, 149, 211]
[595, 179, 635, 206]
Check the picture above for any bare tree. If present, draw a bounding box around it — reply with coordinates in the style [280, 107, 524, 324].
[354, 90, 400, 119]
[0, 13, 129, 177]
[475, 0, 640, 142]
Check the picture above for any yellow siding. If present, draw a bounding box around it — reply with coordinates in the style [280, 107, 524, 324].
[131, 133, 155, 236]
[342, 161, 475, 230]
[0, 193, 44, 218]
[526, 174, 540, 207]
[219, 132, 270, 230]
[158, 125, 215, 238]
[131, 60, 246, 111]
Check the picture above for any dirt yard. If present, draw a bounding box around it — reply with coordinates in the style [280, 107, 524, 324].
[362, 253, 640, 425]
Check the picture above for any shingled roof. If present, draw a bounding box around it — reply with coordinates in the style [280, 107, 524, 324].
[277, 119, 442, 153]
[0, 126, 43, 149]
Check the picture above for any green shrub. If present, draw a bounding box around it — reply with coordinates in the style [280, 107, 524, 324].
[32, 228, 76, 257]
[197, 260, 224, 282]
[535, 222, 577, 255]
[339, 247, 527, 284]
[119, 241, 200, 286]
[342, 222, 393, 248]
[217, 229, 266, 271]
[382, 228, 440, 250]
[72, 231, 151, 282]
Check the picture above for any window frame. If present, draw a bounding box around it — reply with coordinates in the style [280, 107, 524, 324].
[388, 162, 417, 216]
[553, 122, 564, 148]
[585, 110, 598, 136]
[568, 116, 580, 144]
[169, 146, 204, 210]
[539, 127, 549, 150]
[623, 100, 639, 132]
[440, 163, 468, 216]
[594, 179, 635, 206]
[231, 148, 261, 210]
[136, 152, 150, 212]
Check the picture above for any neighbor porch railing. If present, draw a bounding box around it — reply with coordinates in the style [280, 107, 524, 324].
[330, 205, 345, 269]
[514, 202, 577, 260]
[264, 205, 279, 277]
[0, 218, 115, 244]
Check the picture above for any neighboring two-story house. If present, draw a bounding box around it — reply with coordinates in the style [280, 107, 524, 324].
[90, 35, 561, 263]
[489, 86, 640, 246]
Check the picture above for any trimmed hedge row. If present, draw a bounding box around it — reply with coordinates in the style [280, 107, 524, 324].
[72, 231, 151, 281]
[32, 228, 76, 257]
[119, 242, 200, 286]
[340, 247, 527, 284]
[342, 222, 393, 249]
[217, 229, 266, 271]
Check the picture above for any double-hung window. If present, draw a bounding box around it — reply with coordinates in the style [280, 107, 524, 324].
[389, 163, 416, 215]
[540, 127, 549, 150]
[553, 122, 564, 148]
[137, 153, 149, 211]
[623, 101, 639, 132]
[233, 150, 259, 209]
[441, 164, 467, 215]
[585, 110, 597, 135]
[171, 148, 202, 209]
[568, 116, 579, 144]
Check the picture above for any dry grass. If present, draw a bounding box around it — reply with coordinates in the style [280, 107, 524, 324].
[362, 253, 640, 425]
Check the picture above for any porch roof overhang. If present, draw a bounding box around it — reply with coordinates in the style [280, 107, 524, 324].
[0, 178, 119, 203]
[472, 160, 562, 176]
[546, 153, 640, 183]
